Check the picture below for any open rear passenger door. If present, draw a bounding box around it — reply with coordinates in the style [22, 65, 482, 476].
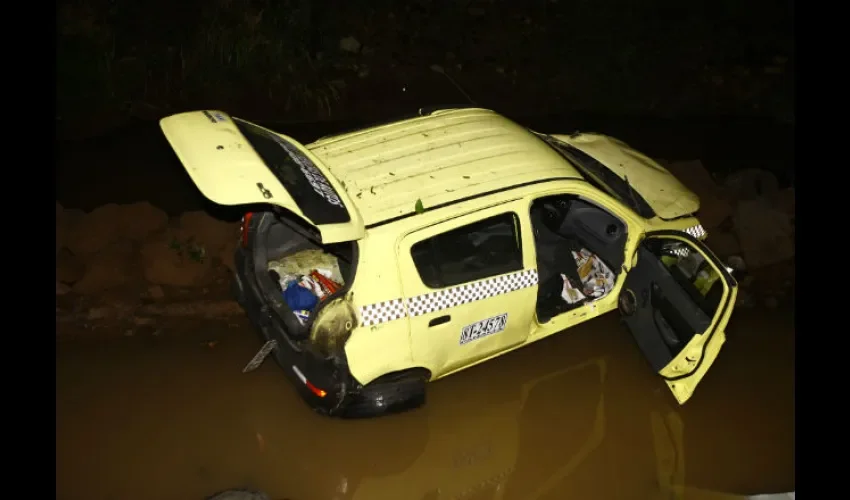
[618, 230, 738, 405]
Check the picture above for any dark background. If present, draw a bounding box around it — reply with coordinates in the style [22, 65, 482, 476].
[56, 0, 794, 212]
[57, 0, 793, 132]
[53, 5, 797, 498]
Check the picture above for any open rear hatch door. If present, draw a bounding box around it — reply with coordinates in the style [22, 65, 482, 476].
[160, 110, 364, 243]
[618, 230, 737, 405]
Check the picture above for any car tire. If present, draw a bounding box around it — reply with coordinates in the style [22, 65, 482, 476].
[341, 370, 429, 419]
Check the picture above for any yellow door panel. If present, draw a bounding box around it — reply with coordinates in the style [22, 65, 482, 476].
[619, 231, 738, 404]
[398, 204, 538, 378]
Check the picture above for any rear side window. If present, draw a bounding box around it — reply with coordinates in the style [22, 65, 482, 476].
[411, 213, 523, 288]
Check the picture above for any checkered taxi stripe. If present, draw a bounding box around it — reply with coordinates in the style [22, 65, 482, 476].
[358, 269, 539, 327]
[683, 224, 706, 239]
[358, 299, 407, 327]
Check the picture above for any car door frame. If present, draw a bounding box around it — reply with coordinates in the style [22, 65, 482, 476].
[397, 201, 539, 379]
[619, 229, 738, 405]
[522, 182, 645, 338]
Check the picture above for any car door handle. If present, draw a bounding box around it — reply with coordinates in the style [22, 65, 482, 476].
[428, 315, 451, 327]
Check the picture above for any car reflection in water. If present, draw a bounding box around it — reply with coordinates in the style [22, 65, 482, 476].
[213, 348, 791, 500]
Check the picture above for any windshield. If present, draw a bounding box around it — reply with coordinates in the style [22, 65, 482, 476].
[540, 135, 656, 219]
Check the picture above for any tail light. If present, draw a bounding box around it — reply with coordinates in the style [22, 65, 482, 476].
[240, 212, 254, 248]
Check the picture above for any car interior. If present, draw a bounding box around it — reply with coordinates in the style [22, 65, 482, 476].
[530, 194, 628, 323]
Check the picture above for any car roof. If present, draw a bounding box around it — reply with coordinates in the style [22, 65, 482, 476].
[307, 108, 584, 227]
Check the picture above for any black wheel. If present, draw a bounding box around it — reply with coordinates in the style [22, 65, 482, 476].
[341, 370, 429, 419]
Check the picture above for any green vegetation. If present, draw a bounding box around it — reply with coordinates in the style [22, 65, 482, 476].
[57, 0, 793, 133]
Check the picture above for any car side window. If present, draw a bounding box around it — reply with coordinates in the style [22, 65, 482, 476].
[411, 212, 523, 289]
[645, 238, 724, 317]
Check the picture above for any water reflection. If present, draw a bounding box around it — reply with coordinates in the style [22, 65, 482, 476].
[56, 310, 793, 500]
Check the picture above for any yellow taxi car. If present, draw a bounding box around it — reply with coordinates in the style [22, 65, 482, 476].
[160, 107, 737, 418]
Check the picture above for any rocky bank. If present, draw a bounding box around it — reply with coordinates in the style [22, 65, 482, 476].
[55, 161, 794, 336]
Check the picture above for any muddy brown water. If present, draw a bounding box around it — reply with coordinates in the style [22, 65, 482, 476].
[56, 306, 794, 500]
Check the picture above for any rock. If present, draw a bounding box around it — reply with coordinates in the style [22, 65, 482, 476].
[733, 199, 794, 269]
[704, 232, 740, 259]
[56, 207, 85, 255]
[727, 255, 747, 273]
[73, 240, 135, 294]
[724, 168, 779, 202]
[65, 203, 125, 255]
[147, 285, 165, 300]
[56, 281, 72, 296]
[141, 231, 213, 287]
[698, 197, 734, 232]
[117, 202, 168, 241]
[63, 202, 168, 255]
[217, 238, 239, 275]
[56, 248, 86, 284]
[86, 307, 111, 320]
[176, 211, 239, 257]
[737, 289, 755, 309]
[56, 203, 64, 255]
[339, 36, 361, 53]
[772, 187, 795, 217]
[665, 160, 732, 230]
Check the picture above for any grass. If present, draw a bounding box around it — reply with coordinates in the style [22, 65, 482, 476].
[56, 0, 794, 129]
[57, 0, 350, 122]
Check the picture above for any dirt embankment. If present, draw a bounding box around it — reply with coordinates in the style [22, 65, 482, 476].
[55, 162, 794, 337]
[56, 202, 244, 336]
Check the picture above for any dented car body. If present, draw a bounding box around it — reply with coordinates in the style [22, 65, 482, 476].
[161, 107, 737, 418]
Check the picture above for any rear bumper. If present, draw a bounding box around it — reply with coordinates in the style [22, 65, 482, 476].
[233, 248, 427, 418]
[232, 248, 350, 416]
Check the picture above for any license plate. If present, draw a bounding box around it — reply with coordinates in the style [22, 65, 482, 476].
[459, 313, 508, 345]
[242, 340, 278, 373]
